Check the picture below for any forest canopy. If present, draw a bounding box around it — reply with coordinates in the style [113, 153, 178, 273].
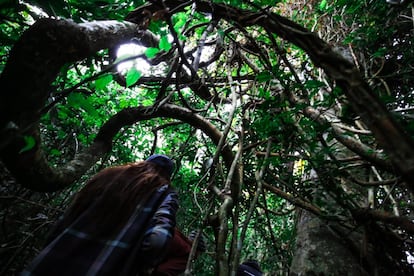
[1, 0, 414, 275]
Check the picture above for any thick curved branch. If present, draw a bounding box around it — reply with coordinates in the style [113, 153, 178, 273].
[0, 18, 145, 129]
[3, 104, 238, 192]
[263, 182, 322, 215]
[0, 18, 147, 191]
[349, 176, 401, 187]
[353, 208, 414, 236]
[0, 18, 220, 191]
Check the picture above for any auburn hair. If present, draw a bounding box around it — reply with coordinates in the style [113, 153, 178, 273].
[61, 161, 170, 237]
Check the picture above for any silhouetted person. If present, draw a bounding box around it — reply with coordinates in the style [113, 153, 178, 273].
[22, 154, 180, 275]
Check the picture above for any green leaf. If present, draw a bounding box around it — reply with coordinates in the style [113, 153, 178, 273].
[67, 93, 83, 108]
[57, 109, 68, 120]
[145, 47, 160, 58]
[67, 93, 99, 117]
[149, 20, 164, 34]
[159, 36, 172, 51]
[319, 0, 327, 10]
[230, 0, 241, 6]
[19, 136, 36, 154]
[57, 130, 66, 139]
[259, 0, 277, 5]
[126, 67, 142, 87]
[50, 149, 61, 156]
[304, 80, 325, 89]
[256, 71, 272, 82]
[173, 13, 187, 30]
[372, 47, 387, 58]
[95, 74, 113, 90]
[78, 133, 87, 144]
[258, 88, 271, 99]
[143, 98, 153, 106]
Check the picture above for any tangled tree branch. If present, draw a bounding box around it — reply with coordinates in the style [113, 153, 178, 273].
[0, 18, 234, 192]
[126, 0, 414, 190]
[3, 103, 238, 192]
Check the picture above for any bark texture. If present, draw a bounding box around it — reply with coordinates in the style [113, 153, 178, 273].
[290, 210, 366, 276]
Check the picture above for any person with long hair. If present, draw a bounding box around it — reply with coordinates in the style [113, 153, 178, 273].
[22, 154, 179, 275]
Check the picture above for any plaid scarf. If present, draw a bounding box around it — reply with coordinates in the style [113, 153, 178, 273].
[21, 184, 178, 276]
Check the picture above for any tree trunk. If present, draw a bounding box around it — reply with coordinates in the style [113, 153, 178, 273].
[290, 210, 368, 276]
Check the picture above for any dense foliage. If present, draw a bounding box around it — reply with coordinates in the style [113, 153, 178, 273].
[1, 0, 414, 275]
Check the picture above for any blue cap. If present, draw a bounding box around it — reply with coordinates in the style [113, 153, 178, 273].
[238, 260, 262, 276]
[146, 154, 174, 178]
